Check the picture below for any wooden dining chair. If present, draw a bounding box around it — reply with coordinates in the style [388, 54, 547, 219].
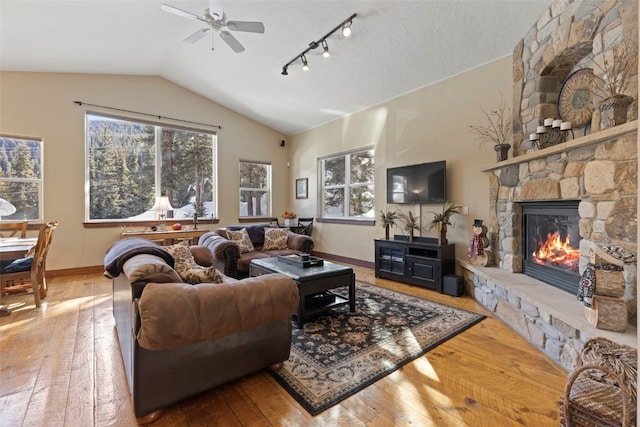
[0, 221, 58, 307]
[297, 218, 314, 236]
[0, 221, 28, 238]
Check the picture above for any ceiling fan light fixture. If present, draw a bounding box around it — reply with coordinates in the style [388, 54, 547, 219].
[341, 21, 352, 37]
[321, 40, 330, 58]
[301, 55, 309, 71]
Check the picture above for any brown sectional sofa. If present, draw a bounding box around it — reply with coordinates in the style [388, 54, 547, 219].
[106, 239, 298, 423]
[199, 223, 314, 279]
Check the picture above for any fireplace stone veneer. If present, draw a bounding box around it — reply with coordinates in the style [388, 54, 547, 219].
[459, 121, 638, 371]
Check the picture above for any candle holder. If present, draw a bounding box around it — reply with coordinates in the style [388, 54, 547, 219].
[529, 118, 574, 149]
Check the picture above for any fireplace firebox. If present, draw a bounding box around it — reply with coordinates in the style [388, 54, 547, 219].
[522, 201, 581, 294]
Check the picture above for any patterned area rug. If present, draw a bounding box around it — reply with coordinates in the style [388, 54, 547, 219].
[269, 282, 485, 415]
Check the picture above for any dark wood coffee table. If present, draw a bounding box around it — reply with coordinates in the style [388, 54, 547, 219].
[249, 257, 355, 328]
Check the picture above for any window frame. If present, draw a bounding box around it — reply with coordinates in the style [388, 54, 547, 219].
[84, 112, 218, 223]
[0, 134, 44, 222]
[319, 146, 375, 221]
[238, 159, 272, 218]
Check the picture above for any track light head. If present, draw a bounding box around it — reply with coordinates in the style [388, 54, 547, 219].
[341, 21, 352, 37]
[301, 55, 309, 71]
[321, 40, 330, 58]
[281, 66, 288, 76]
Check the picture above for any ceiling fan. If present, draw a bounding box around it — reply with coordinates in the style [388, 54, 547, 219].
[161, 0, 265, 53]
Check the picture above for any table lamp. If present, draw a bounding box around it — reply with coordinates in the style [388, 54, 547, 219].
[151, 196, 173, 230]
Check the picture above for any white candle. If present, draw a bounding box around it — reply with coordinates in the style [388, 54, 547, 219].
[560, 121, 572, 130]
[544, 118, 554, 127]
[552, 119, 562, 128]
[536, 126, 547, 134]
[529, 133, 539, 141]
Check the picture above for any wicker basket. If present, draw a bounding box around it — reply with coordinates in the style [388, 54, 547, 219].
[559, 337, 637, 427]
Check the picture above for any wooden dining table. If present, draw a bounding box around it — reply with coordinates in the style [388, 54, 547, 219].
[0, 237, 37, 262]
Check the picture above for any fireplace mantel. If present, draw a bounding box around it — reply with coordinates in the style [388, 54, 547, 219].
[481, 120, 638, 172]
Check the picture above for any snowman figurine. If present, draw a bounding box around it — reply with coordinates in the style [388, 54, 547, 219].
[467, 219, 492, 266]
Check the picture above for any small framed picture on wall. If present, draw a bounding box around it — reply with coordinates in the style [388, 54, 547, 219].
[296, 178, 308, 199]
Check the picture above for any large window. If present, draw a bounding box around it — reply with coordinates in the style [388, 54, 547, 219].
[86, 114, 217, 221]
[0, 136, 43, 221]
[239, 160, 271, 217]
[320, 147, 375, 219]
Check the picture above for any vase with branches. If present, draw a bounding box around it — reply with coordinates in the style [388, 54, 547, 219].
[468, 96, 513, 161]
[428, 202, 462, 245]
[378, 209, 400, 240]
[591, 32, 638, 129]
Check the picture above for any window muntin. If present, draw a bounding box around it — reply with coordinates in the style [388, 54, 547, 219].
[321, 148, 374, 219]
[239, 160, 271, 217]
[86, 114, 216, 221]
[0, 136, 43, 221]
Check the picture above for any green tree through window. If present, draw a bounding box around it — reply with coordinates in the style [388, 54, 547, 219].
[320, 147, 374, 219]
[87, 114, 216, 221]
[0, 136, 42, 221]
[239, 160, 271, 217]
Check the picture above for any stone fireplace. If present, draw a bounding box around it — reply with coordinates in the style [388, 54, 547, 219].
[458, 0, 637, 371]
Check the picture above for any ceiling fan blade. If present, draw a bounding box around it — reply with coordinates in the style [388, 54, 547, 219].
[161, 4, 202, 21]
[184, 28, 210, 43]
[208, 0, 224, 21]
[226, 21, 265, 33]
[220, 31, 245, 53]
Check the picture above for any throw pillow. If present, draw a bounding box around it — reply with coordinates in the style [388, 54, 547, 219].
[165, 241, 223, 284]
[226, 228, 255, 254]
[263, 227, 288, 250]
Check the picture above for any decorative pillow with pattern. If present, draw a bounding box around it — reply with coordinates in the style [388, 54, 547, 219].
[263, 227, 288, 250]
[165, 241, 224, 284]
[226, 228, 255, 253]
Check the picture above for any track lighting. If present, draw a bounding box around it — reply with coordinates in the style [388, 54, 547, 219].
[341, 21, 352, 37]
[280, 13, 356, 76]
[321, 40, 330, 58]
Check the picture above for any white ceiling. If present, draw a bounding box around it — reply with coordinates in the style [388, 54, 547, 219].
[0, 0, 553, 136]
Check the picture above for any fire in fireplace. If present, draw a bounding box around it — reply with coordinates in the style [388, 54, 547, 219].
[522, 201, 581, 294]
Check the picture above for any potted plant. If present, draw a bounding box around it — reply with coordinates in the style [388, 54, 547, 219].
[468, 97, 513, 161]
[428, 202, 462, 244]
[378, 209, 400, 240]
[282, 209, 297, 227]
[592, 33, 638, 129]
[400, 211, 421, 242]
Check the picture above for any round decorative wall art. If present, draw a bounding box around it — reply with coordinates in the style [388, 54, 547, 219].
[558, 68, 596, 129]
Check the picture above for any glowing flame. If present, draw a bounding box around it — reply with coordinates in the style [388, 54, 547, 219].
[532, 231, 580, 270]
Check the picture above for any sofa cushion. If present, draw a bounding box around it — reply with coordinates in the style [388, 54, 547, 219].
[122, 254, 182, 283]
[227, 228, 255, 254]
[263, 228, 288, 250]
[165, 241, 223, 284]
[136, 273, 299, 350]
[227, 224, 266, 246]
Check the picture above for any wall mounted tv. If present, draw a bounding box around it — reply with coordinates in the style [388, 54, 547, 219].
[386, 161, 446, 204]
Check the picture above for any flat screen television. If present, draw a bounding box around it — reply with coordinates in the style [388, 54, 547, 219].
[386, 161, 446, 204]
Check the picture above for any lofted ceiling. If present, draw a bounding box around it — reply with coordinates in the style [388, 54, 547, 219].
[0, 0, 553, 136]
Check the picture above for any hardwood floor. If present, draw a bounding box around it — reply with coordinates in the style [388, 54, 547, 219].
[0, 266, 568, 426]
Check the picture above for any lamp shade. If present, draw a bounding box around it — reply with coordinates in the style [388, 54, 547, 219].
[152, 196, 173, 211]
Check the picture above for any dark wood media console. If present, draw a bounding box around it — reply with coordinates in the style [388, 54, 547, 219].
[374, 236, 455, 293]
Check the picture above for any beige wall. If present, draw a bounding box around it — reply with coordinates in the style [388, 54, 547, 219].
[0, 58, 513, 270]
[0, 71, 288, 270]
[290, 57, 514, 262]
